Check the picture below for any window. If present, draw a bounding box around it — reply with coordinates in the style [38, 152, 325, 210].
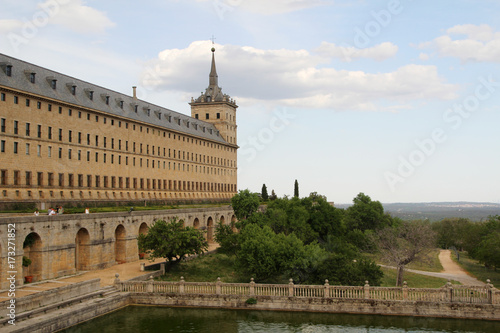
[51, 79, 57, 89]
[48, 146, 52, 157]
[78, 150, 81, 160]
[217, 112, 220, 119]
[25, 171, 31, 186]
[0, 140, 4, 153]
[68, 109, 72, 116]
[68, 130, 72, 142]
[37, 125, 41, 138]
[87, 151, 90, 161]
[48, 126, 52, 139]
[195, 114, 199, 119]
[5, 65, 12, 77]
[0, 170, 7, 185]
[119, 101, 124, 109]
[68, 174, 74, 187]
[71, 85, 76, 95]
[37, 145, 41, 156]
[25, 123, 30, 136]
[59, 128, 63, 141]
[78, 174, 83, 187]
[58, 147, 62, 158]
[13, 142, 18, 154]
[14, 96, 18, 104]
[37, 101, 41, 109]
[25, 143, 30, 155]
[37, 172, 43, 186]
[58, 173, 64, 186]
[59, 106, 62, 114]
[78, 132, 81, 144]
[89, 91, 94, 100]
[1, 118, 5, 132]
[68, 149, 72, 159]
[105, 96, 109, 105]
[13, 121, 18, 134]
[206, 113, 209, 119]
[48, 104, 52, 111]
[30, 73, 36, 83]
[87, 175, 92, 187]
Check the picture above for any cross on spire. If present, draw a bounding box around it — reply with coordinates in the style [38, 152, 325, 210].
[210, 35, 216, 44]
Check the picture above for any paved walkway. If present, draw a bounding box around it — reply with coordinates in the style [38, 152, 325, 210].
[381, 250, 485, 286]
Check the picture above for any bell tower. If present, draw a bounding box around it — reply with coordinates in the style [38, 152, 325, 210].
[190, 47, 238, 146]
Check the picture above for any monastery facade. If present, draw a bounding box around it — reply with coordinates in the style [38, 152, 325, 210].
[0, 48, 238, 208]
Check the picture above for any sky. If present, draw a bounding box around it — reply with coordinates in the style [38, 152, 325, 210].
[1, 0, 499, 204]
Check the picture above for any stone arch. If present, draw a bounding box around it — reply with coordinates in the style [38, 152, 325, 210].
[115, 224, 126, 264]
[138, 222, 149, 259]
[75, 228, 90, 271]
[193, 218, 200, 229]
[138, 222, 149, 236]
[207, 216, 214, 243]
[220, 215, 225, 225]
[23, 232, 43, 282]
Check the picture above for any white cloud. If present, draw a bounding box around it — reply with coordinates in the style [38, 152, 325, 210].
[419, 53, 430, 61]
[0, 0, 114, 36]
[314, 41, 398, 62]
[197, 0, 329, 15]
[420, 24, 500, 63]
[141, 41, 458, 111]
[39, 0, 115, 34]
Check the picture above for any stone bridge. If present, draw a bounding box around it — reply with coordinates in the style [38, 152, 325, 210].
[0, 206, 235, 290]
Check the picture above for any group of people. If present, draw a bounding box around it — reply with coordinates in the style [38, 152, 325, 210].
[34, 206, 90, 215]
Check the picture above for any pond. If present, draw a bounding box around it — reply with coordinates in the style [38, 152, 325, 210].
[59, 306, 499, 332]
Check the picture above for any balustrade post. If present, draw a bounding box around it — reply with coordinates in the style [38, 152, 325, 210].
[160, 263, 166, 275]
[402, 281, 408, 301]
[364, 281, 370, 299]
[147, 275, 154, 293]
[179, 276, 185, 294]
[486, 279, 494, 304]
[445, 280, 453, 303]
[114, 273, 121, 290]
[140, 262, 145, 272]
[216, 277, 222, 295]
[289, 278, 294, 297]
[249, 278, 255, 296]
[324, 279, 330, 298]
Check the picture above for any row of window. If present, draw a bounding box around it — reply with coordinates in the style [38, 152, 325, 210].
[0, 140, 235, 177]
[1, 118, 236, 167]
[0, 169, 236, 192]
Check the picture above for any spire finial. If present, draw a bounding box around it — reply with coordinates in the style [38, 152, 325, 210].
[211, 35, 216, 53]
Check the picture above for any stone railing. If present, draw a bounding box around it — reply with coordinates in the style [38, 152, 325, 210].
[115, 277, 499, 305]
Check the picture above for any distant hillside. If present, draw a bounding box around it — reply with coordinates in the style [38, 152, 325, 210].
[333, 202, 500, 222]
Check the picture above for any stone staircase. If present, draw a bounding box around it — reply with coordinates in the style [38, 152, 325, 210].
[2, 285, 129, 333]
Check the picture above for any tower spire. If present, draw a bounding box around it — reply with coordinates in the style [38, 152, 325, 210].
[209, 46, 218, 88]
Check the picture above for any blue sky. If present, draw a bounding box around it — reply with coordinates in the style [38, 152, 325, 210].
[1, 0, 499, 203]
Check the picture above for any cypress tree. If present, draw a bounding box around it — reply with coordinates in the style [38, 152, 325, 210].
[294, 179, 299, 198]
[261, 184, 269, 201]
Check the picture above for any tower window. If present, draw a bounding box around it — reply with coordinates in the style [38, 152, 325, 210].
[206, 113, 209, 120]
[71, 85, 76, 95]
[217, 113, 220, 119]
[51, 80, 57, 89]
[5, 65, 12, 77]
[89, 91, 94, 100]
[30, 73, 36, 83]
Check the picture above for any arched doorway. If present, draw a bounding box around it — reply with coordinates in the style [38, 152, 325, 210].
[220, 215, 225, 225]
[23, 232, 42, 282]
[138, 223, 148, 259]
[193, 218, 200, 229]
[207, 217, 214, 243]
[75, 228, 90, 271]
[115, 225, 126, 264]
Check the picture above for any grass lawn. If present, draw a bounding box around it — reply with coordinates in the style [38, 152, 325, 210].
[452, 251, 500, 288]
[158, 252, 248, 283]
[380, 267, 460, 288]
[368, 248, 444, 273]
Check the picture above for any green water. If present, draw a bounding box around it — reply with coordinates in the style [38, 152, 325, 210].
[60, 306, 499, 333]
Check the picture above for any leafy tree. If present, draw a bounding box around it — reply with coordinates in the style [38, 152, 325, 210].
[261, 184, 269, 201]
[344, 193, 392, 232]
[376, 220, 436, 286]
[236, 224, 307, 282]
[137, 218, 208, 265]
[231, 189, 260, 220]
[294, 179, 299, 198]
[214, 221, 239, 254]
[432, 217, 472, 250]
[475, 231, 500, 269]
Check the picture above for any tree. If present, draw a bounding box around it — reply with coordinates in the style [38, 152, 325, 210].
[137, 218, 208, 265]
[344, 193, 392, 232]
[214, 221, 239, 254]
[261, 184, 269, 201]
[269, 189, 278, 201]
[231, 189, 260, 220]
[376, 220, 436, 286]
[294, 179, 299, 198]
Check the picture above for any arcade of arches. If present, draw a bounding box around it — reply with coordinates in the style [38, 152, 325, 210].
[0, 206, 236, 290]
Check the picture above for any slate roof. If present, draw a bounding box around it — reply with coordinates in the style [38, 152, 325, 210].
[0, 53, 228, 144]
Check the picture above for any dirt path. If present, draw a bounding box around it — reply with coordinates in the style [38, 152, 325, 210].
[436, 249, 484, 285]
[380, 250, 485, 285]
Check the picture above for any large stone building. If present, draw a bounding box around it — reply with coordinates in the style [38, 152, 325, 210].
[0, 48, 238, 209]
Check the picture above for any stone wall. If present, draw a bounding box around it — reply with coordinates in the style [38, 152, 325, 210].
[0, 206, 235, 289]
